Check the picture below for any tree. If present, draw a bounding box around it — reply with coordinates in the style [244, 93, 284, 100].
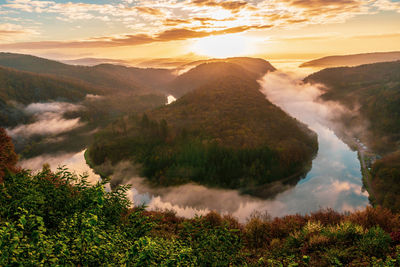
[0, 128, 18, 182]
[160, 119, 168, 140]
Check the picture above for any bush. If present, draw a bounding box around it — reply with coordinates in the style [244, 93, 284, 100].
[178, 216, 243, 266]
[348, 206, 400, 232]
[359, 226, 392, 257]
[245, 217, 270, 250]
[127, 237, 197, 266]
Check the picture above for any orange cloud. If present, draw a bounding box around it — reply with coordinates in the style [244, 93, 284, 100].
[0, 25, 267, 49]
[163, 18, 191, 27]
[0, 23, 39, 41]
[135, 6, 165, 16]
[192, 0, 248, 12]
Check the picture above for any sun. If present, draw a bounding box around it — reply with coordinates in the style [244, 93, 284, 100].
[190, 34, 250, 58]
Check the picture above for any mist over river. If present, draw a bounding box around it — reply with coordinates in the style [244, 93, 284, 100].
[19, 62, 370, 222]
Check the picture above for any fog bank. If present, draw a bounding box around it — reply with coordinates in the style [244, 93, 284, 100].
[6, 102, 84, 139]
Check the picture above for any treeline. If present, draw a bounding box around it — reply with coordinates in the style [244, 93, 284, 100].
[89, 115, 309, 189]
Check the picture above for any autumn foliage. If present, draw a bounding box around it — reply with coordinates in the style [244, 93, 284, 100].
[0, 128, 18, 182]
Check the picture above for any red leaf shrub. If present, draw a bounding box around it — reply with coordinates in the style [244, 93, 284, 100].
[0, 128, 19, 182]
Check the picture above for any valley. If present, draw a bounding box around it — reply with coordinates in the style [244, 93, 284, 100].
[0, 54, 379, 220]
[1, 0, 399, 264]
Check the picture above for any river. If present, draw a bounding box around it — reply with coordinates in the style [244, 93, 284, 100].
[18, 62, 370, 222]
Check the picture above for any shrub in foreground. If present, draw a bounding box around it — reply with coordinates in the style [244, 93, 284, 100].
[0, 166, 400, 266]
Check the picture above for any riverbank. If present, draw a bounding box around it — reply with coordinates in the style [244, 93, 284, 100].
[342, 135, 377, 206]
[357, 147, 377, 206]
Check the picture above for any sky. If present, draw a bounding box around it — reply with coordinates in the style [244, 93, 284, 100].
[0, 0, 399, 60]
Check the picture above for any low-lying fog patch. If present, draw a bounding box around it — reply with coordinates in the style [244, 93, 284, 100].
[166, 95, 176, 105]
[6, 102, 84, 139]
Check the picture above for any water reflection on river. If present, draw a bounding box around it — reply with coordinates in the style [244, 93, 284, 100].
[19, 63, 370, 222]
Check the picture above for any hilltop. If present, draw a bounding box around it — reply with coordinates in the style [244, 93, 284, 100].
[300, 51, 400, 68]
[169, 57, 275, 97]
[87, 61, 317, 194]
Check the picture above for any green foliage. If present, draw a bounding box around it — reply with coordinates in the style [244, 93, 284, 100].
[178, 217, 243, 266]
[370, 152, 400, 212]
[359, 226, 392, 257]
[0, 166, 400, 265]
[0, 163, 244, 266]
[0, 167, 153, 266]
[128, 237, 197, 266]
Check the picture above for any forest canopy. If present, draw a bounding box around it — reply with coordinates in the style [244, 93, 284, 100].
[88, 64, 318, 194]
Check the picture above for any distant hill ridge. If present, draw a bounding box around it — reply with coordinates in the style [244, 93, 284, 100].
[0, 52, 175, 95]
[0, 66, 98, 126]
[300, 51, 400, 68]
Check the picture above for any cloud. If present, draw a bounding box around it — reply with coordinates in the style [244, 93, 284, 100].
[0, 0, 398, 51]
[163, 18, 191, 26]
[373, 0, 400, 12]
[191, 0, 249, 12]
[259, 71, 348, 129]
[0, 23, 39, 40]
[135, 6, 165, 16]
[0, 25, 267, 49]
[352, 32, 400, 39]
[19, 150, 100, 184]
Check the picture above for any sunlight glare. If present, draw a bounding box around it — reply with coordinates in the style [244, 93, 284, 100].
[191, 34, 249, 58]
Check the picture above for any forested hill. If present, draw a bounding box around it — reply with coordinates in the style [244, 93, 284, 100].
[305, 61, 400, 212]
[0, 53, 175, 94]
[179, 57, 276, 77]
[0, 66, 97, 126]
[169, 58, 275, 97]
[305, 60, 400, 152]
[88, 64, 317, 193]
[152, 75, 315, 150]
[300, 51, 400, 68]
